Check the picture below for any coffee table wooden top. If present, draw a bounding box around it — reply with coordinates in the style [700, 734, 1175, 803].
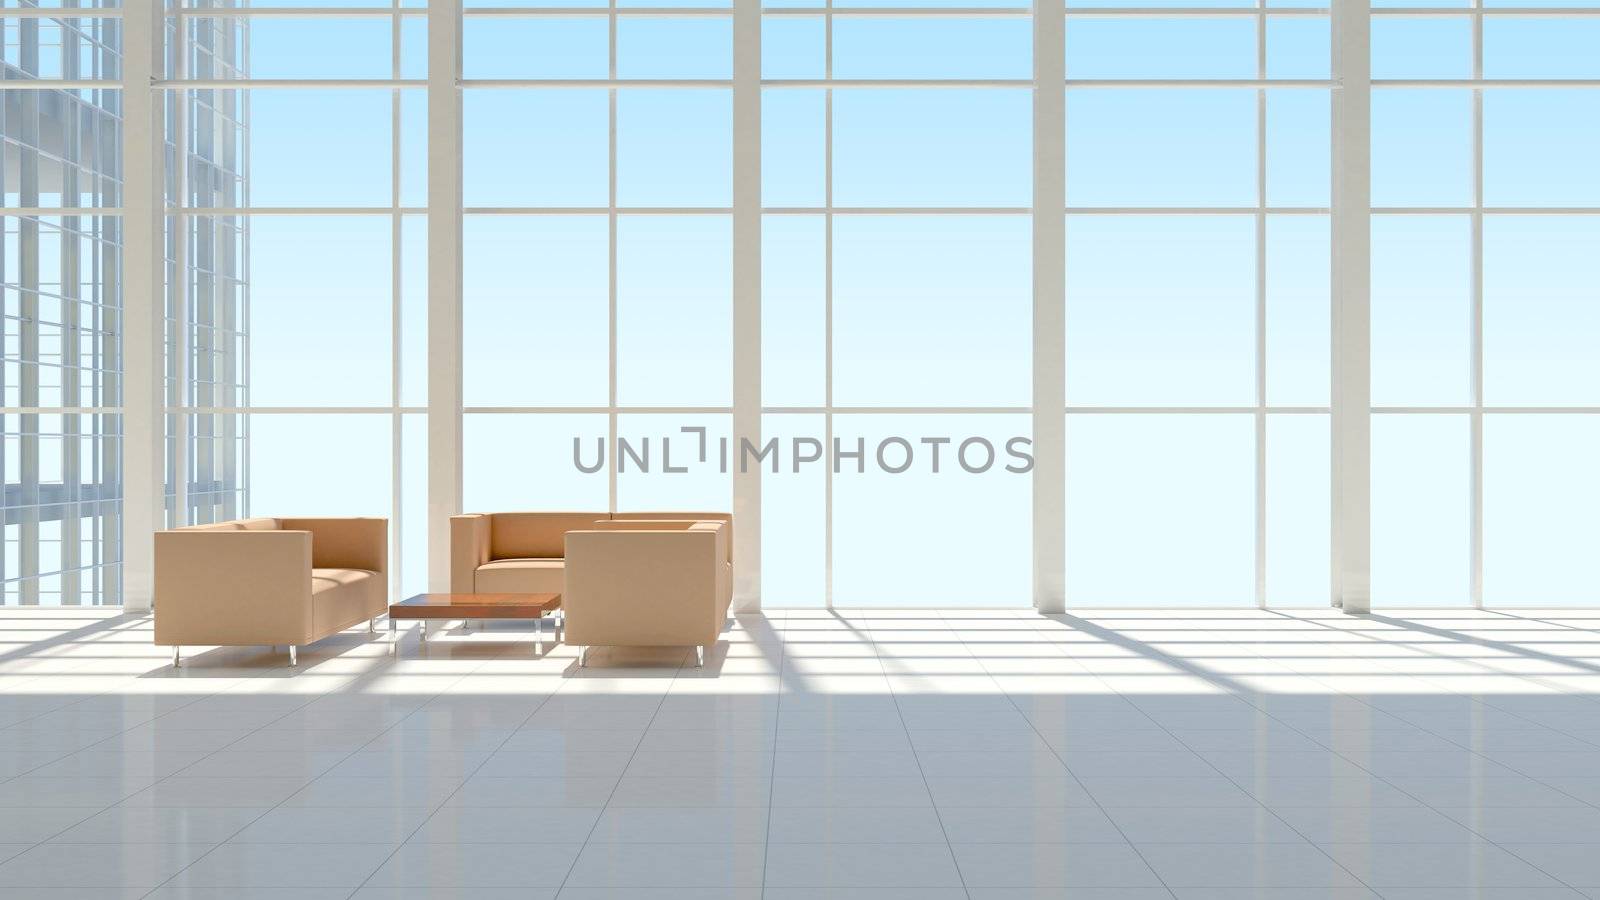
[390, 593, 561, 619]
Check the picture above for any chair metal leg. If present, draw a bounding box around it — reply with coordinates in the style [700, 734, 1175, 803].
[172, 646, 181, 667]
[578, 646, 588, 667]
[288, 645, 298, 667]
[368, 617, 376, 634]
[419, 621, 428, 644]
[389, 618, 397, 654]
[695, 645, 705, 668]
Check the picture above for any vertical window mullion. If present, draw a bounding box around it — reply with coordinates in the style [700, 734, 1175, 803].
[1331, 0, 1372, 614]
[1256, 3, 1269, 609]
[607, 1, 619, 514]
[732, 0, 761, 608]
[1469, 2, 1485, 608]
[823, 0, 834, 609]
[426, 0, 464, 592]
[1034, 0, 1066, 613]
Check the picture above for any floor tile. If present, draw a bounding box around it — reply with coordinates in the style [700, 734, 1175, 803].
[556, 883, 761, 890]
[924, 775, 1095, 807]
[1171, 883, 1382, 890]
[766, 806, 948, 843]
[229, 805, 435, 843]
[0, 842, 212, 887]
[412, 805, 602, 844]
[1378, 776, 1586, 808]
[0, 807, 96, 843]
[143, 888, 357, 899]
[1435, 805, 1600, 844]
[588, 807, 769, 843]
[362, 842, 582, 887]
[607, 776, 770, 808]
[50, 806, 269, 844]
[125, 777, 311, 808]
[768, 776, 931, 808]
[950, 843, 1163, 887]
[1138, 843, 1366, 888]
[1241, 777, 1425, 808]
[1270, 806, 1482, 844]
[164, 842, 400, 888]
[1324, 841, 1563, 887]
[1376, 883, 1587, 890]
[1078, 776, 1258, 807]
[565, 842, 765, 887]
[0, 776, 157, 807]
[1104, 806, 1307, 844]
[1498, 844, 1600, 886]
[764, 842, 962, 888]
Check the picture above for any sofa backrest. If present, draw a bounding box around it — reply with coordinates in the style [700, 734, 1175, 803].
[612, 511, 732, 563]
[477, 510, 735, 562]
[489, 512, 607, 560]
[177, 517, 280, 532]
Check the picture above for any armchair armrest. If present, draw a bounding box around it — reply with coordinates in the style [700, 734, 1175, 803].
[278, 517, 387, 575]
[450, 514, 490, 594]
[153, 529, 313, 646]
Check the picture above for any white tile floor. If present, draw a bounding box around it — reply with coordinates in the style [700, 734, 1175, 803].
[4, 607, 1600, 898]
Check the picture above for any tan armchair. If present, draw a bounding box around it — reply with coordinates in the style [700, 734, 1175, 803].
[449, 510, 732, 597]
[154, 517, 387, 667]
[563, 520, 731, 666]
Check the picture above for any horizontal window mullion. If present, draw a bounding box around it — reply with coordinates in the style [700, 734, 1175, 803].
[1374, 6, 1600, 14]
[169, 7, 423, 16]
[465, 5, 730, 14]
[1064, 79, 1333, 88]
[157, 79, 425, 88]
[1375, 79, 1600, 88]
[466, 207, 734, 214]
[1066, 407, 1331, 414]
[1066, 207, 1331, 214]
[467, 406, 734, 414]
[465, 79, 731, 87]
[172, 407, 422, 414]
[1376, 407, 1600, 414]
[766, 207, 1031, 215]
[1375, 207, 1600, 214]
[169, 207, 418, 215]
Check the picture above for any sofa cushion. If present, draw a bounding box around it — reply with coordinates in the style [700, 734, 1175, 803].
[476, 558, 565, 594]
[310, 567, 381, 637]
[489, 512, 606, 561]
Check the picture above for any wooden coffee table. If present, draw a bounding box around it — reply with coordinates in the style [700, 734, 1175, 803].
[388, 593, 562, 654]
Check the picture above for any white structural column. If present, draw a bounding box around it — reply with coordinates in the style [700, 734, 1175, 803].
[1032, 0, 1067, 613]
[120, 0, 162, 612]
[730, 0, 761, 611]
[428, 0, 464, 593]
[1331, 0, 1372, 614]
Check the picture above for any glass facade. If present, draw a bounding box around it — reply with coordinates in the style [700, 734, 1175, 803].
[2, 11, 124, 604]
[2, 0, 1598, 607]
[1370, 0, 1600, 607]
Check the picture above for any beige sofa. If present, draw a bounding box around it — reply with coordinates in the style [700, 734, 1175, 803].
[449, 511, 733, 664]
[154, 517, 387, 667]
